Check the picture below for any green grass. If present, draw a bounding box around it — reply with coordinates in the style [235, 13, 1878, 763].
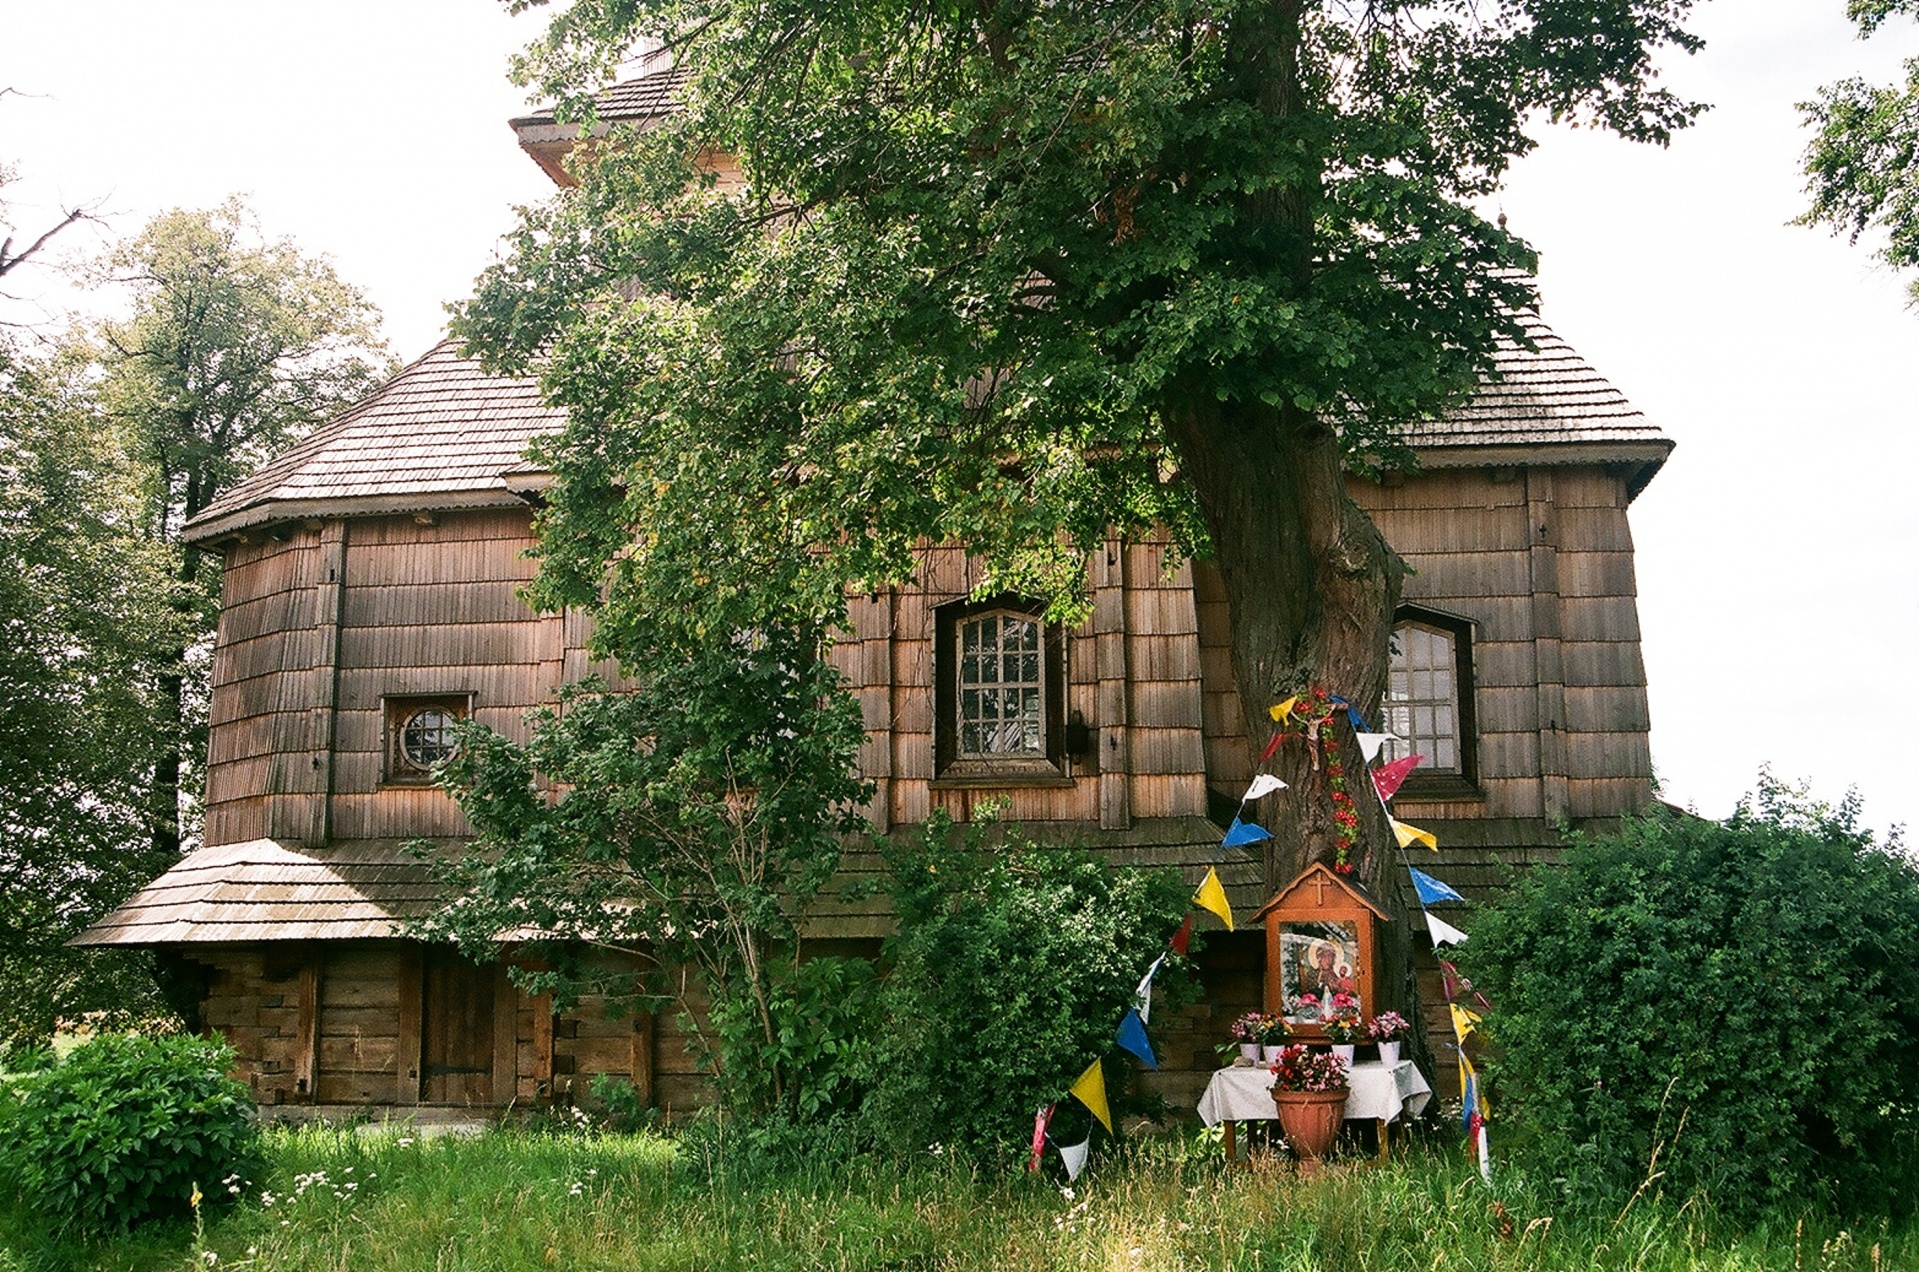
[1, 1122, 1911, 1271]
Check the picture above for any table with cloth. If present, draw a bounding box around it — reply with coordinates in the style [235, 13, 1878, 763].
[1197, 1059, 1433, 1166]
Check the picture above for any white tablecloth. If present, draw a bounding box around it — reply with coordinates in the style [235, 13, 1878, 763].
[1196, 1060, 1433, 1126]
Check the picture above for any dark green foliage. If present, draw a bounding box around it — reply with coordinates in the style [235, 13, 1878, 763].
[0, 1032, 258, 1235]
[863, 815, 1194, 1161]
[1799, 3, 1919, 301]
[416, 631, 872, 1123]
[1462, 777, 1919, 1217]
[703, 955, 878, 1125]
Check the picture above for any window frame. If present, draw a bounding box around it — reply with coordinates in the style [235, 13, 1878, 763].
[1383, 606, 1480, 797]
[382, 693, 474, 785]
[933, 595, 1069, 782]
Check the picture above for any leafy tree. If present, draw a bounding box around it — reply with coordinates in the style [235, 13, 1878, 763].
[88, 199, 391, 860]
[1461, 776, 1919, 1218]
[0, 338, 176, 1047]
[416, 631, 874, 1121]
[1799, 4, 1919, 301]
[458, 0, 1703, 901]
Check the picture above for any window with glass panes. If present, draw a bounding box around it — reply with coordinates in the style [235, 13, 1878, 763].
[956, 611, 1046, 756]
[1383, 621, 1461, 772]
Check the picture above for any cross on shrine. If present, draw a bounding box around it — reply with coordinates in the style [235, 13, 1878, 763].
[1310, 873, 1331, 905]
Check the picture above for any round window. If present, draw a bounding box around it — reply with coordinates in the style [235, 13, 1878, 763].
[400, 708, 459, 770]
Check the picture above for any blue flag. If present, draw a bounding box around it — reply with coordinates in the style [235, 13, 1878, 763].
[1329, 694, 1372, 734]
[1115, 1008, 1157, 1069]
[1409, 868, 1466, 905]
[1222, 818, 1273, 848]
[1461, 1069, 1478, 1135]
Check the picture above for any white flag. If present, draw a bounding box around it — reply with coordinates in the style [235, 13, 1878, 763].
[1356, 732, 1393, 762]
[1057, 1134, 1091, 1181]
[1426, 911, 1469, 946]
[1135, 954, 1165, 1024]
[1242, 773, 1286, 802]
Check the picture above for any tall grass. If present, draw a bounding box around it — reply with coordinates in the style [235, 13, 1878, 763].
[1, 1122, 1910, 1271]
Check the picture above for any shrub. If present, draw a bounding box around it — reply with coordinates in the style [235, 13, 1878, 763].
[1462, 776, 1919, 1217]
[0, 1031, 258, 1233]
[862, 813, 1194, 1161]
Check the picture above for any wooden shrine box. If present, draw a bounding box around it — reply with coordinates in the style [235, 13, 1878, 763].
[1251, 863, 1392, 1041]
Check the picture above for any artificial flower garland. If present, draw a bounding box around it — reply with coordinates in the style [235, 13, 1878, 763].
[1270, 687, 1361, 874]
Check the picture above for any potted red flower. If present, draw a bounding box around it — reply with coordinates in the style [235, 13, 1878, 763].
[1267, 1044, 1350, 1173]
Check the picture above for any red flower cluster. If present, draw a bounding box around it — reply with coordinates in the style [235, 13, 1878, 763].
[1268, 1043, 1351, 1093]
[1279, 688, 1361, 873]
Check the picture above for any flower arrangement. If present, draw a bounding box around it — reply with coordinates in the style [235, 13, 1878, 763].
[1257, 1013, 1292, 1045]
[1272, 687, 1361, 873]
[1367, 1011, 1411, 1043]
[1321, 1012, 1367, 1044]
[1268, 1044, 1350, 1093]
[1228, 1011, 1265, 1045]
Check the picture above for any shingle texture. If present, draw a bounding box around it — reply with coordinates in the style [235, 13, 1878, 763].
[71, 840, 443, 945]
[184, 341, 565, 541]
[512, 63, 690, 126]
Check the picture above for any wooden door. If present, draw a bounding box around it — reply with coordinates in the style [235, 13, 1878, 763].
[421, 950, 495, 1105]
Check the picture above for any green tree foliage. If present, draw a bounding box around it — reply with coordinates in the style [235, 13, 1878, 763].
[458, 0, 1703, 893]
[862, 815, 1194, 1160]
[415, 630, 874, 1121]
[0, 339, 178, 1047]
[1799, 3, 1919, 300]
[0, 1033, 258, 1235]
[87, 200, 390, 861]
[1461, 777, 1919, 1218]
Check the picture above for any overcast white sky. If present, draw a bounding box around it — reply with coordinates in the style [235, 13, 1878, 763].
[3, 2, 1914, 838]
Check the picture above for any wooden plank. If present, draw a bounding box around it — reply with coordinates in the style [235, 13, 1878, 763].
[532, 994, 555, 1101]
[1564, 685, 1652, 734]
[294, 956, 321, 1103]
[1396, 551, 1531, 598]
[394, 946, 423, 1105]
[631, 1012, 656, 1107]
[342, 580, 537, 628]
[1559, 595, 1642, 644]
[341, 538, 537, 588]
[1096, 539, 1131, 830]
[1562, 641, 1649, 689]
[493, 962, 519, 1107]
[1554, 505, 1636, 554]
[1365, 505, 1531, 554]
[1129, 681, 1204, 732]
[1555, 551, 1640, 599]
[337, 621, 547, 671]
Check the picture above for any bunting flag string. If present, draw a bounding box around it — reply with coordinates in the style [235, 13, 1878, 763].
[1221, 818, 1273, 848]
[1355, 731, 1393, 763]
[1056, 1133, 1092, 1181]
[1392, 819, 1439, 851]
[1409, 867, 1465, 905]
[1027, 1103, 1056, 1172]
[1135, 955, 1164, 1023]
[1115, 1009, 1158, 1069]
[1371, 753, 1424, 803]
[1168, 914, 1194, 956]
[1070, 1058, 1113, 1134]
[1193, 868, 1235, 931]
[1242, 773, 1286, 802]
[1426, 910, 1469, 946]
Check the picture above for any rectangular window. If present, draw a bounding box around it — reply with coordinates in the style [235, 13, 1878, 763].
[1382, 609, 1477, 789]
[934, 596, 1067, 780]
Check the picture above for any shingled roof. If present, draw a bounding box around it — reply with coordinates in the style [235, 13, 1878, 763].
[71, 840, 443, 945]
[183, 341, 565, 544]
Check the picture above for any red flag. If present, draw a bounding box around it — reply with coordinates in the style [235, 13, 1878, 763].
[1259, 730, 1285, 763]
[1028, 1103, 1056, 1171]
[1372, 753, 1425, 803]
[1168, 914, 1194, 956]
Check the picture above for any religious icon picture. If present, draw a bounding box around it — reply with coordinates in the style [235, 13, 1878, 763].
[1278, 920, 1361, 1023]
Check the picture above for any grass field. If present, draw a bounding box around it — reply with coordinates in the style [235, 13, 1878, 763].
[1, 1121, 1910, 1271]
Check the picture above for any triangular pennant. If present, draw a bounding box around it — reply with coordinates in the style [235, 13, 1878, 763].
[1356, 732, 1392, 763]
[1115, 1009, 1157, 1069]
[1069, 1058, 1113, 1134]
[1135, 954, 1165, 1023]
[1392, 819, 1439, 851]
[1028, 1103, 1055, 1172]
[1268, 696, 1298, 723]
[1242, 773, 1286, 802]
[1450, 1002, 1482, 1044]
[1193, 868, 1235, 931]
[1258, 730, 1284, 763]
[1409, 867, 1465, 905]
[1460, 1057, 1478, 1135]
[1221, 818, 1273, 848]
[1168, 914, 1194, 956]
[1346, 705, 1371, 734]
[1057, 1134, 1091, 1181]
[1371, 753, 1425, 803]
[1425, 911, 1469, 947]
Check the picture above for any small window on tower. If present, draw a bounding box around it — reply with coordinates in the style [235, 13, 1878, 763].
[384, 694, 472, 783]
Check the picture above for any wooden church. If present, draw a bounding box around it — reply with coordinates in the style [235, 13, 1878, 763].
[77, 64, 1672, 1119]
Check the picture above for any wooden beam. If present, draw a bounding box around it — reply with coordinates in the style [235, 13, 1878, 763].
[492, 961, 519, 1107]
[293, 952, 322, 1102]
[1525, 469, 1569, 821]
[394, 945, 423, 1105]
[531, 993, 555, 1103]
[1095, 537, 1132, 829]
[630, 1011, 656, 1108]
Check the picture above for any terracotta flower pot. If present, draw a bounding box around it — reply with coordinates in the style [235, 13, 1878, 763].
[1271, 1087, 1348, 1173]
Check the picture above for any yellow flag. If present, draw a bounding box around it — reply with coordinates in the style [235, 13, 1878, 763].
[1193, 867, 1234, 931]
[1268, 696, 1298, 723]
[1450, 1002, 1482, 1044]
[1070, 1058, 1113, 1134]
[1392, 819, 1438, 851]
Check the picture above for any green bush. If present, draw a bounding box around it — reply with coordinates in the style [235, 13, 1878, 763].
[862, 814, 1194, 1161]
[1463, 777, 1919, 1217]
[0, 1032, 258, 1234]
